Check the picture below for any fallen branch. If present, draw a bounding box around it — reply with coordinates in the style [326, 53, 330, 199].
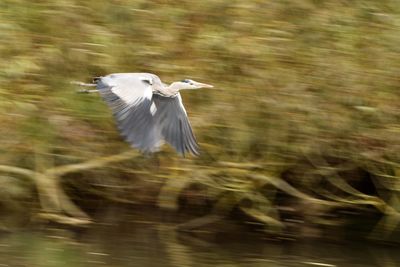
[0, 150, 142, 225]
[45, 150, 140, 177]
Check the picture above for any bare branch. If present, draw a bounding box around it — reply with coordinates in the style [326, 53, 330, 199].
[45, 150, 140, 177]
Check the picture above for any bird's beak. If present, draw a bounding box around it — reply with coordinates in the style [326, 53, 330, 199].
[193, 81, 214, 88]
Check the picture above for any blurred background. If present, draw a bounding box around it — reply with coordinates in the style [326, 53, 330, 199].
[1, 0, 400, 266]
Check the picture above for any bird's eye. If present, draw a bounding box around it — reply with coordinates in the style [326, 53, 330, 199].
[181, 79, 190, 83]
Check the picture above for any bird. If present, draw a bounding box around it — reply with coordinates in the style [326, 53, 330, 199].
[74, 73, 213, 156]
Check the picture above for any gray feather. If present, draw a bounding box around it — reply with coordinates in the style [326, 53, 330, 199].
[152, 94, 199, 156]
[95, 73, 200, 156]
[96, 74, 160, 152]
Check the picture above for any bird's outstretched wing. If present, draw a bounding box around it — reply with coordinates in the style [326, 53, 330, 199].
[96, 73, 161, 152]
[152, 93, 200, 156]
[96, 73, 199, 156]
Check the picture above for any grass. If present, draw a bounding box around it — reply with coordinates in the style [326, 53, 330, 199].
[0, 0, 400, 240]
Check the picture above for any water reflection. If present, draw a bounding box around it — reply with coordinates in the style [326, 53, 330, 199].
[0, 211, 399, 267]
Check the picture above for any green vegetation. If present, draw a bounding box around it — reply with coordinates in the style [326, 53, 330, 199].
[1, 0, 400, 241]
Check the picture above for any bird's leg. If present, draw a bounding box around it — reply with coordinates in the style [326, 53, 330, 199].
[77, 89, 99, 94]
[70, 81, 98, 93]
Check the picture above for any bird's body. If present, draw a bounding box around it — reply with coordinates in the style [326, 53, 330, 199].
[81, 73, 212, 156]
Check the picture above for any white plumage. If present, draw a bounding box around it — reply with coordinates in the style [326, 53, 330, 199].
[87, 73, 213, 156]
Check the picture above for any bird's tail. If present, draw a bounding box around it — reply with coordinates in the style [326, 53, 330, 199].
[92, 76, 103, 84]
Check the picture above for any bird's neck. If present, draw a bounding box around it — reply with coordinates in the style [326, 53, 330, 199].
[162, 83, 181, 96]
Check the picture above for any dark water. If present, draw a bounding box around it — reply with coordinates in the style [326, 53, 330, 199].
[0, 209, 399, 267]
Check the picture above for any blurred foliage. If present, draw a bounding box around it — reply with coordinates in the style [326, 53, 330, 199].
[1, 0, 400, 240]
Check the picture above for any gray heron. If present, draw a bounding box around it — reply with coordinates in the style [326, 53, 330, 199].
[75, 73, 213, 156]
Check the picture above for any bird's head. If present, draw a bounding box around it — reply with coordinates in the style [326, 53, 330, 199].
[172, 79, 213, 90]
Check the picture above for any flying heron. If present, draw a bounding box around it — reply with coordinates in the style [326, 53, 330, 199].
[75, 73, 213, 156]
